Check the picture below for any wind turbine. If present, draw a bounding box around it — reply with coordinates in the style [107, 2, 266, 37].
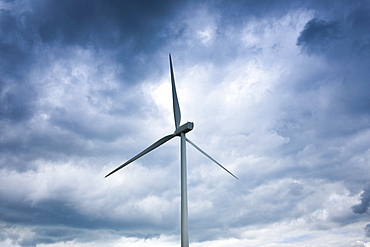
[105, 54, 238, 247]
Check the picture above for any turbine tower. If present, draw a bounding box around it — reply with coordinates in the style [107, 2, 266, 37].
[105, 54, 238, 247]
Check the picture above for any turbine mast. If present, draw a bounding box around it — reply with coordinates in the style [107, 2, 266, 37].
[180, 132, 189, 247]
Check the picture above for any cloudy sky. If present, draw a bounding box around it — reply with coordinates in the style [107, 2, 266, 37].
[1, 0, 370, 246]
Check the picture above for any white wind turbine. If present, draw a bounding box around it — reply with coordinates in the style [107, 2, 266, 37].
[105, 54, 238, 247]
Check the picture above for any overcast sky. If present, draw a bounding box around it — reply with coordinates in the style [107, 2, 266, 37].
[1, 0, 370, 246]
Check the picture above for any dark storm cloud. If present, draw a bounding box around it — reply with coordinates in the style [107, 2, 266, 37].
[1, 0, 186, 54]
[2, 198, 122, 230]
[31, 0, 189, 84]
[296, 1, 370, 58]
[365, 224, 370, 237]
[209, 0, 303, 23]
[34, 0, 182, 48]
[0, 9, 34, 76]
[0, 9, 37, 122]
[352, 184, 370, 214]
[296, 18, 340, 54]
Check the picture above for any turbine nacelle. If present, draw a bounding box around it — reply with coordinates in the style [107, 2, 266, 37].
[175, 122, 194, 136]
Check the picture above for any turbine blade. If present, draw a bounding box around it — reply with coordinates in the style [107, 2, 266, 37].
[186, 138, 238, 180]
[169, 54, 181, 129]
[105, 133, 177, 178]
